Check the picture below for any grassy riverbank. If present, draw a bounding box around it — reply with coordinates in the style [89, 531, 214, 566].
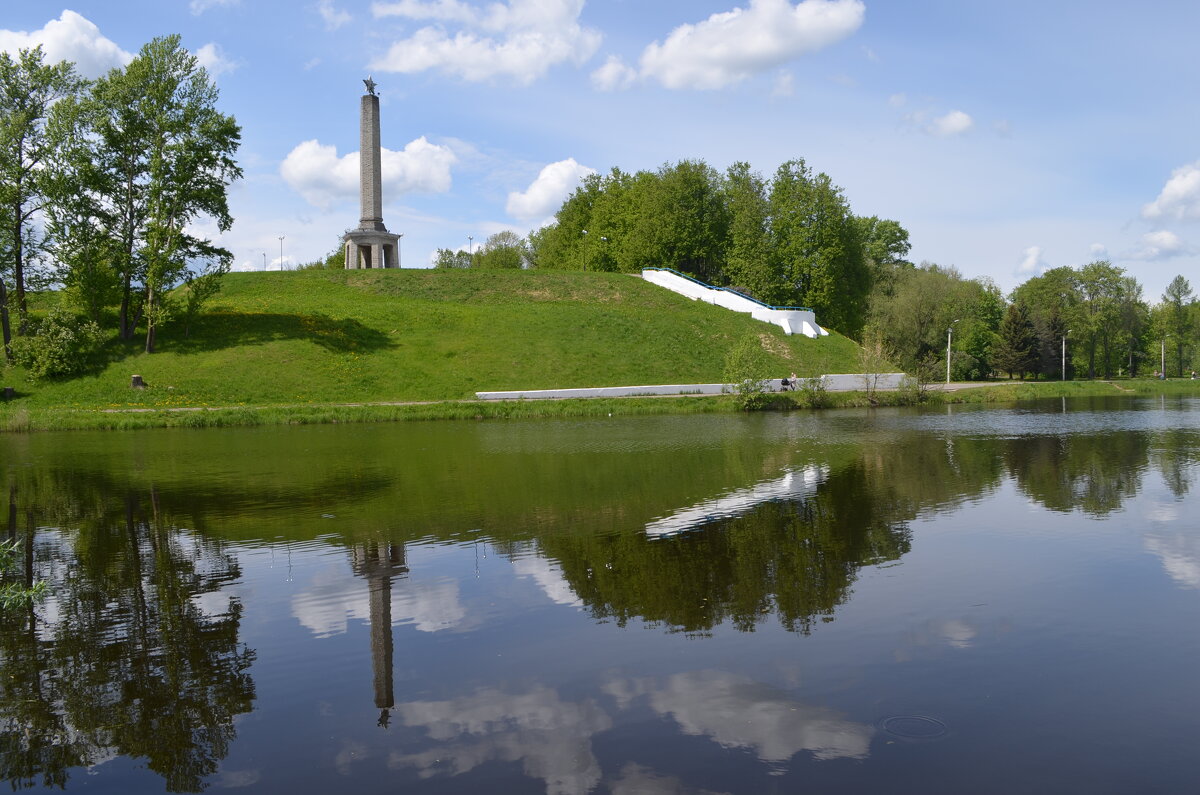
[2, 268, 1198, 432]
[2, 268, 858, 411]
[4, 377, 1197, 433]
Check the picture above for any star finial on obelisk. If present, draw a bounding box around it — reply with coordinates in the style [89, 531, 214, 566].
[363, 75, 377, 95]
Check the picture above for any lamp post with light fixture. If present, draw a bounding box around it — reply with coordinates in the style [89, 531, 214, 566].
[1062, 329, 1070, 381]
[946, 319, 960, 385]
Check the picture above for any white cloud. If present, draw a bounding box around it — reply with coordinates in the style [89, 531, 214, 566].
[191, 0, 240, 14]
[369, 0, 602, 85]
[512, 554, 582, 607]
[0, 10, 132, 78]
[938, 618, 977, 649]
[291, 567, 468, 636]
[1128, 229, 1187, 261]
[1089, 242, 1108, 258]
[317, 0, 352, 30]
[888, 92, 906, 108]
[195, 42, 237, 77]
[927, 109, 973, 137]
[506, 158, 595, 221]
[638, 0, 865, 90]
[609, 764, 725, 795]
[372, 0, 478, 25]
[590, 55, 637, 92]
[608, 670, 874, 762]
[1143, 531, 1200, 589]
[1017, 245, 1047, 276]
[391, 685, 611, 794]
[281, 136, 457, 208]
[1142, 161, 1200, 221]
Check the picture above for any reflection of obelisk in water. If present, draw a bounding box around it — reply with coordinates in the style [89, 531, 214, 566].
[350, 541, 408, 725]
[343, 76, 402, 269]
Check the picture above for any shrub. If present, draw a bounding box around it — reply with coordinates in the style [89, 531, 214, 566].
[10, 307, 106, 380]
[723, 334, 773, 410]
[797, 376, 830, 408]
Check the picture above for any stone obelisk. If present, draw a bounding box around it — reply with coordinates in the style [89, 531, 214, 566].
[344, 76, 401, 268]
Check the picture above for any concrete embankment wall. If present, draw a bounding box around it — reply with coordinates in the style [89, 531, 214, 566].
[475, 374, 910, 400]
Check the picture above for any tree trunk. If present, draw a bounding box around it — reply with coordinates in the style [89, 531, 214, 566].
[144, 285, 155, 354]
[119, 273, 132, 340]
[12, 191, 25, 324]
[0, 276, 11, 362]
[119, 169, 136, 340]
[9, 139, 28, 326]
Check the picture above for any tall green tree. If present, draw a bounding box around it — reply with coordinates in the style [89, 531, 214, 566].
[768, 159, 869, 336]
[853, 215, 912, 297]
[721, 162, 775, 302]
[528, 168, 626, 272]
[1116, 275, 1149, 377]
[993, 302, 1038, 379]
[1012, 266, 1082, 376]
[866, 264, 998, 378]
[43, 92, 121, 325]
[1033, 310, 1068, 380]
[1161, 275, 1195, 376]
[80, 35, 241, 350]
[0, 46, 84, 358]
[623, 160, 729, 281]
[1076, 261, 1127, 378]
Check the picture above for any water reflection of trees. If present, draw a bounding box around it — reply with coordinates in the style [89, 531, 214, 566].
[541, 460, 918, 635]
[1152, 429, 1200, 499]
[530, 425, 1200, 635]
[1003, 431, 1150, 516]
[0, 482, 254, 793]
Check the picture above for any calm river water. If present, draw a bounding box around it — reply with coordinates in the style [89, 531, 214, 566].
[3, 397, 1200, 793]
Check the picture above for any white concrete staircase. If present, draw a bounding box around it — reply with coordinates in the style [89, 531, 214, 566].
[641, 268, 829, 338]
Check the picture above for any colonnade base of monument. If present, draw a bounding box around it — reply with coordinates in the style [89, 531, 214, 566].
[344, 230, 401, 269]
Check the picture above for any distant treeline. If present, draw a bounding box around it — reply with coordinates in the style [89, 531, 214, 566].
[439, 159, 911, 340]
[437, 158, 1198, 381]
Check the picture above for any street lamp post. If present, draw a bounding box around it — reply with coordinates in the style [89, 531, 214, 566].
[262, 252, 266, 270]
[278, 236, 285, 270]
[946, 319, 960, 385]
[468, 235, 474, 255]
[397, 233, 403, 268]
[1062, 329, 1070, 381]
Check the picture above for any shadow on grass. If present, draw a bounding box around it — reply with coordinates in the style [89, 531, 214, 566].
[157, 311, 395, 356]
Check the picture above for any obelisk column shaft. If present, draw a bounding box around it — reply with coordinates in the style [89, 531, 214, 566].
[360, 94, 383, 230]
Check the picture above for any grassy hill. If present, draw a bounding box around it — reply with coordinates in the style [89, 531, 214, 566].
[2, 268, 863, 411]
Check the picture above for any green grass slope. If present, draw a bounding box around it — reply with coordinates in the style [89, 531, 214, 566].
[3, 269, 862, 410]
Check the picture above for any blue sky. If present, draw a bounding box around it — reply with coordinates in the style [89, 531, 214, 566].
[3, 1, 1199, 299]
